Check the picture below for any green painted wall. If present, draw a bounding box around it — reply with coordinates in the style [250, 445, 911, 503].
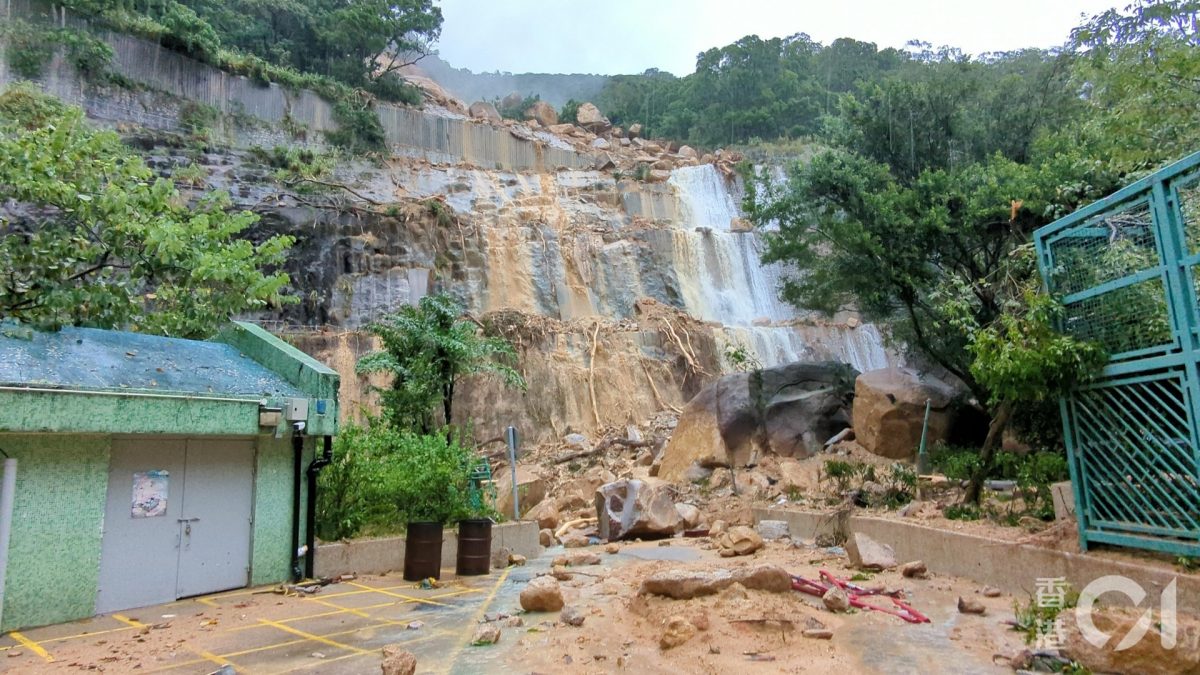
[250, 435, 312, 585]
[0, 434, 109, 632]
[0, 389, 261, 436]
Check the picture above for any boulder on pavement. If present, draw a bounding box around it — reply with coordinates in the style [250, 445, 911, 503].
[471, 622, 501, 645]
[852, 367, 959, 460]
[845, 532, 897, 571]
[658, 362, 858, 481]
[381, 645, 417, 675]
[520, 576, 564, 612]
[595, 478, 684, 540]
[716, 525, 764, 557]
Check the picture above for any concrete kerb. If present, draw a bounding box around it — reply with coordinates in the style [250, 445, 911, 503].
[755, 507, 1200, 608]
[315, 521, 540, 578]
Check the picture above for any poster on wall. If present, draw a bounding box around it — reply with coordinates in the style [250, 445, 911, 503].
[131, 470, 169, 518]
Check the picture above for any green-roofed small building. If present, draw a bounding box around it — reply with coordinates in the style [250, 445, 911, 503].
[0, 321, 339, 631]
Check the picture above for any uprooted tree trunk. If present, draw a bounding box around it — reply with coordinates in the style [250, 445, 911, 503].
[963, 400, 1015, 504]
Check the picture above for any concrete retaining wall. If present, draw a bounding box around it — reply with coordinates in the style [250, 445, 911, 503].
[314, 521, 540, 578]
[754, 507, 1200, 608]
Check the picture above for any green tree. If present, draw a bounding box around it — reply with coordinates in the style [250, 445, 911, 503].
[0, 86, 295, 338]
[356, 294, 525, 432]
[1066, 0, 1200, 172]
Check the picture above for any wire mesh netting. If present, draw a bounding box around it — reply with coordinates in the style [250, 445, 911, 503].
[1070, 374, 1200, 539]
[1036, 152, 1200, 556]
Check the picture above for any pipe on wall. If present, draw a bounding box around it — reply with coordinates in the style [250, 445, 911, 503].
[304, 436, 334, 579]
[290, 427, 304, 582]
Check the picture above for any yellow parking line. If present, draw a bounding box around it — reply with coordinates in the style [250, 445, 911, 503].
[256, 618, 369, 655]
[189, 646, 236, 669]
[274, 649, 371, 674]
[111, 613, 146, 628]
[309, 597, 370, 618]
[434, 568, 511, 675]
[346, 581, 450, 607]
[9, 631, 54, 662]
[33, 624, 137, 644]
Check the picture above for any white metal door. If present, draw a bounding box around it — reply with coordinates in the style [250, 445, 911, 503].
[96, 439, 187, 614]
[175, 439, 254, 598]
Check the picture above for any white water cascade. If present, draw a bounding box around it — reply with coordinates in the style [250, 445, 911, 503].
[667, 164, 894, 373]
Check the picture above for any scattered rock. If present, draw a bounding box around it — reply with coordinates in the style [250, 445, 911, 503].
[981, 586, 1001, 598]
[550, 566, 573, 581]
[709, 520, 727, 536]
[500, 615, 524, 628]
[639, 565, 790, 599]
[823, 586, 850, 612]
[494, 466, 546, 519]
[803, 629, 834, 640]
[690, 611, 711, 631]
[627, 122, 643, 138]
[658, 362, 858, 481]
[957, 597, 986, 615]
[526, 500, 561, 530]
[852, 367, 960, 460]
[716, 526, 764, 557]
[845, 532, 897, 571]
[756, 520, 790, 541]
[604, 543, 620, 554]
[539, 528, 554, 547]
[595, 478, 684, 540]
[471, 622, 501, 645]
[524, 100, 558, 127]
[659, 616, 697, 650]
[381, 645, 417, 675]
[520, 577, 564, 612]
[563, 433, 589, 449]
[678, 145, 698, 160]
[561, 532, 591, 548]
[467, 101, 501, 123]
[567, 552, 601, 566]
[634, 449, 654, 466]
[508, 553, 526, 566]
[594, 152, 615, 171]
[590, 137, 611, 150]
[675, 503, 703, 529]
[900, 560, 928, 579]
[560, 605, 586, 627]
[576, 102, 611, 133]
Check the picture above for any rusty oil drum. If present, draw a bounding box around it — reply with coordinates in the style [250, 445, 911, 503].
[455, 518, 493, 576]
[403, 521, 444, 581]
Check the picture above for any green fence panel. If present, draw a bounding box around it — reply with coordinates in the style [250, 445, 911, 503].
[1035, 150, 1200, 557]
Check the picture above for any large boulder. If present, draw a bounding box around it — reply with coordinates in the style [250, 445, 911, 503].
[595, 478, 683, 540]
[494, 465, 546, 519]
[658, 362, 858, 481]
[500, 92, 523, 110]
[627, 122, 643, 139]
[468, 101, 501, 123]
[575, 102, 611, 133]
[852, 367, 959, 460]
[524, 101, 559, 127]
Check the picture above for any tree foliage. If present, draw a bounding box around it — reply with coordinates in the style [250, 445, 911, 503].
[0, 85, 295, 338]
[61, 0, 443, 104]
[357, 294, 525, 433]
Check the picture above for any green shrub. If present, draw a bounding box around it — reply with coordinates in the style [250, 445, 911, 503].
[944, 504, 981, 521]
[316, 424, 481, 540]
[559, 98, 581, 124]
[326, 100, 386, 154]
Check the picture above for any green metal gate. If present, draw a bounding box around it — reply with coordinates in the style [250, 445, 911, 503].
[1034, 150, 1200, 557]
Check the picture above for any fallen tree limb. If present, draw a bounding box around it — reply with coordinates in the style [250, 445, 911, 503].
[555, 517, 597, 539]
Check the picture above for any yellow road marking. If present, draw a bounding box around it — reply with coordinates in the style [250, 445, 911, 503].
[435, 568, 511, 675]
[308, 596, 370, 618]
[271, 649, 371, 674]
[256, 618, 368, 654]
[9, 631, 54, 662]
[346, 581, 451, 607]
[189, 646, 236, 669]
[111, 613, 146, 628]
[38, 624, 137, 644]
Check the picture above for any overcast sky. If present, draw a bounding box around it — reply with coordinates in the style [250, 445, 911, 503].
[433, 0, 1121, 76]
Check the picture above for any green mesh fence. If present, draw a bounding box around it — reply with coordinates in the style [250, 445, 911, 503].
[1035, 150, 1200, 557]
